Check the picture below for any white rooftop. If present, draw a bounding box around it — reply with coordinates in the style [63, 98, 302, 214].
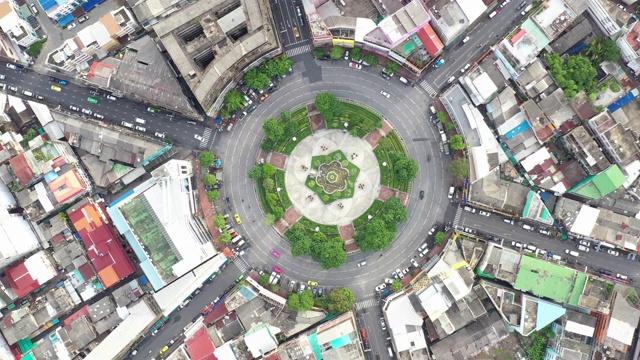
[570, 205, 600, 237]
[386, 293, 427, 353]
[0, 180, 39, 265]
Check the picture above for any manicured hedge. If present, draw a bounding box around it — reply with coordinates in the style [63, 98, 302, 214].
[353, 200, 385, 229]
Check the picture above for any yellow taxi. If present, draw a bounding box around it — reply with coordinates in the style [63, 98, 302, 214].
[293, 26, 300, 38]
[307, 280, 318, 286]
[234, 213, 242, 224]
[50, 85, 62, 92]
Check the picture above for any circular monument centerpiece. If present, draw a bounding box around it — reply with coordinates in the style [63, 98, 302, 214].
[285, 129, 380, 226]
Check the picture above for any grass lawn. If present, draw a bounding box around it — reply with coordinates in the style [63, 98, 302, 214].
[353, 200, 385, 228]
[306, 150, 360, 205]
[298, 217, 340, 235]
[275, 170, 292, 208]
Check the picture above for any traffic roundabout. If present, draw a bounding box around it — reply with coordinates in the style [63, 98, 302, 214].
[219, 62, 451, 295]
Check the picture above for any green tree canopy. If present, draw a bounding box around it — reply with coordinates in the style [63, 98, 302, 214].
[262, 163, 277, 178]
[203, 174, 217, 186]
[363, 54, 379, 67]
[585, 37, 621, 64]
[381, 197, 407, 230]
[263, 178, 275, 191]
[248, 165, 263, 181]
[198, 151, 216, 168]
[214, 215, 226, 229]
[355, 219, 395, 252]
[328, 288, 355, 314]
[271, 55, 292, 76]
[206, 190, 220, 202]
[287, 290, 315, 311]
[219, 232, 232, 243]
[330, 46, 345, 60]
[436, 111, 448, 123]
[223, 89, 245, 111]
[315, 92, 344, 120]
[384, 61, 400, 75]
[434, 231, 446, 246]
[391, 279, 402, 292]
[313, 48, 324, 58]
[545, 53, 597, 99]
[448, 158, 469, 179]
[24, 128, 38, 143]
[350, 47, 362, 61]
[390, 152, 419, 184]
[263, 118, 284, 142]
[280, 111, 291, 121]
[319, 241, 347, 269]
[283, 121, 298, 138]
[244, 68, 270, 90]
[264, 213, 276, 226]
[259, 274, 271, 287]
[449, 134, 465, 151]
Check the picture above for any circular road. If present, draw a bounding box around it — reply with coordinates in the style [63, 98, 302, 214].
[217, 59, 452, 299]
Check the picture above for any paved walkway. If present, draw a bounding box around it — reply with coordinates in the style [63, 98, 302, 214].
[284, 129, 380, 226]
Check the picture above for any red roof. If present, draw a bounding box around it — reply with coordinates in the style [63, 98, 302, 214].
[511, 29, 527, 44]
[185, 327, 217, 360]
[204, 303, 228, 325]
[64, 305, 90, 326]
[9, 154, 35, 185]
[416, 24, 444, 57]
[51, 156, 67, 169]
[69, 202, 135, 288]
[78, 262, 96, 281]
[5, 262, 39, 298]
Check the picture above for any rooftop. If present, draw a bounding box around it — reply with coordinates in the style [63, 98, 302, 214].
[569, 164, 626, 200]
[384, 292, 426, 354]
[562, 125, 611, 175]
[514, 256, 578, 303]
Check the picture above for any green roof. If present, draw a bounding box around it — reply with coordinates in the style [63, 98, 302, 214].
[569, 273, 588, 306]
[514, 256, 577, 303]
[569, 165, 626, 199]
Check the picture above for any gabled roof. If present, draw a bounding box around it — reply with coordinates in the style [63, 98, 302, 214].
[47, 169, 86, 204]
[416, 24, 444, 57]
[9, 153, 35, 185]
[569, 164, 626, 199]
[185, 326, 217, 360]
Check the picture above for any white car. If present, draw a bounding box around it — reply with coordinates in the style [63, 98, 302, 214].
[375, 284, 386, 292]
[194, 134, 204, 141]
[447, 76, 456, 84]
[396, 269, 404, 279]
[384, 278, 394, 284]
[380, 318, 387, 330]
[410, 259, 419, 268]
[462, 36, 470, 43]
[357, 261, 367, 267]
[380, 90, 390, 98]
[69, 105, 80, 111]
[500, 0, 510, 7]
[81, 108, 92, 115]
[93, 113, 104, 119]
[155, 132, 165, 138]
[417, 243, 428, 252]
[348, 62, 362, 69]
[478, 210, 490, 217]
[402, 268, 410, 275]
[579, 240, 590, 247]
[106, 95, 117, 101]
[503, 218, 514, 225]
[419, 248, 429, 257]
[67, 22, 77, 30]
[428, 226, 436, 235]
[607, 249, 619, 256]
[617, 273, 628, 280]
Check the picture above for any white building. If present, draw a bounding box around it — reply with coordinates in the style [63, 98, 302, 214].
[0, 179, 40, 271]
[0, 0, 39, 47]
[44, 0, 87, 22]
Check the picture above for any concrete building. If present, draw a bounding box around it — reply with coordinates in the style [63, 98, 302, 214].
[383, 291, 428, 359]
[107, 159, 217, 290]
[588, 111, 640, 174]
[0, 0, 39, 48]
[428, 0, 487, 46]
[38, 0, 86, 23]
[153, 0, 280, 118]
[3, 250, 57, 300]
[46, 7, 139, 72]
[546, 310, 597, 360]
[0, 178, 40, 271]
[562, 126, 612, 175]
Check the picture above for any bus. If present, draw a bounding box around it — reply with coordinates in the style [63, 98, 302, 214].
[87, 97, 98, 104]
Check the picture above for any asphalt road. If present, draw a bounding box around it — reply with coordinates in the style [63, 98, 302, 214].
[130, 263, 241, 360]
[0, 65, 212, 150]
[271, 0, 309, 47]
[458, 209, 640, 279]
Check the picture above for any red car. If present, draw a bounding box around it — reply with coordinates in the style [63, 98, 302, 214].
[349, 62, 362, 70]
[270, 249, 281, 258]
[272, 265, 282, 274]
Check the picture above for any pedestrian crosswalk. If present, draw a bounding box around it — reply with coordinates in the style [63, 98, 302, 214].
[453, 205, 463, 229]
[199, 128, 212, 149]
[285, 43, 311, 57]
[419, 80, 438, 98]
[233, 257, 250, 273]
[355, 298, 379, 310]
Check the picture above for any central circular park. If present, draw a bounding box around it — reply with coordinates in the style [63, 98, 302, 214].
[248, 92, 419, 270]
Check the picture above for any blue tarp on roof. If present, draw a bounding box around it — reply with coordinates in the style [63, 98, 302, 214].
[608, 91, 637, 113]
[57, 13, 74, 26]
[504, 121, 531, 140]
[82, 0, 106, 12]
[38, 0, 57, 11]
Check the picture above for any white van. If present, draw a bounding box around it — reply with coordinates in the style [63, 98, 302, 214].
[235, 240, 245, 248]
[489, 10, 498, 18]
[526, 244, 537, 252]
[551, 254, 562, 261]
[21, 90, 33, 97]
[430, 106, 437, 115]
[565, 249, 579, 257]
[135, 118, 146, 124]
[577, 245, 589, 252]
[521, 4, 533, 15]
[448, 186, 455, 199]
[441, 133, 448, 143]
[231, 235, 243, 243]
[399, 76, 409, 85]
[387, 347, 394, 358]
[121, 121, 134, 128]
[522, 224, 534, 231]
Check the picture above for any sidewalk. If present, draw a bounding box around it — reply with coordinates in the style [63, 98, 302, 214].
[192, 155, 224, 250]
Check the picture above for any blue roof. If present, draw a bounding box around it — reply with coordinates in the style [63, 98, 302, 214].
[536, 300, 566, 331]
[608, 91, 636, 113]
[504, 120, 531, 139]
[58, 13, 74, 26]
[82, 0, 106, 12]
[38, 0, 57, 11]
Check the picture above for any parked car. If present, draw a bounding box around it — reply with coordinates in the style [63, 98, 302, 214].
[194, 134, 204, 141]
[380, 318, 387, 330]
[307, 280, 318, 286]
[93, 113, 104, 119]
[380, 90, 390, 98]
[154, 132, 165, 138]
[78, 15, 90, 23]
[81, 108, 92, 115]
[396, 269, 404, 279]
[428, 226, 436, 235]
[579, 240, 590, 247]
[419, 248, 429, 257]
[375, 284, 386, 292]
[478, 210, 490, 217]
[607, 249, 620, 256]
[503, 218, 514, 225]
[234, 213, 242, 224]
[348, 62, 362, 69]
[384, 278, 394, 284]
[67, 22, 77, 30]
[410, 259, 419, 268]
[272, 266, 283, 274]
[69, 105, 80, 111]
[417, 243, 428, 252]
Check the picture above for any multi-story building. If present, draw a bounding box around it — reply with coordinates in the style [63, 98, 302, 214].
[0, 0, 40, 48]
[40, 0, 87, 23]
